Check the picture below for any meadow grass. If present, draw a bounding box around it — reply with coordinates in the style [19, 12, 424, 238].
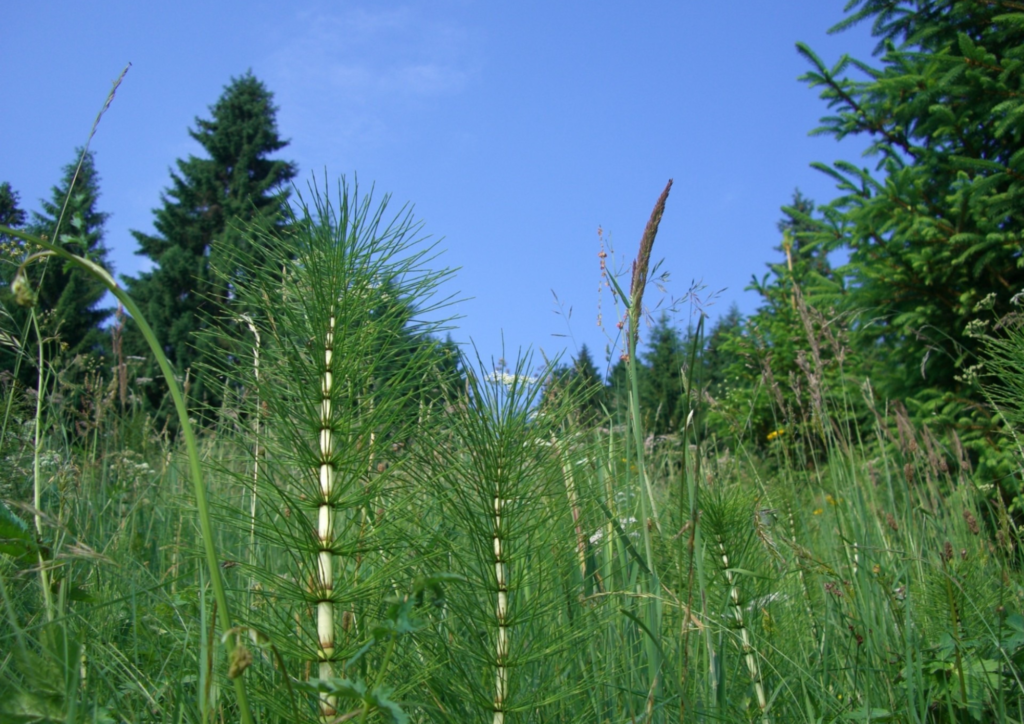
[1, 176, 1023, 724]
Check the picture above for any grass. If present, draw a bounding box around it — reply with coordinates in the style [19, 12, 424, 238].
[2, 173, 1024, 724]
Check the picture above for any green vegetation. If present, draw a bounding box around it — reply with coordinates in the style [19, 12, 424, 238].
[124, 71, 298, 419]
[3, 1, 1024, 722]
[1, 149, 112, 391]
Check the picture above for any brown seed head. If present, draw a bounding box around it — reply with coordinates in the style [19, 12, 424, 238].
[941, 541, 953, 563]
[628, 179, 673, 345]
[963, 509, 980, 535]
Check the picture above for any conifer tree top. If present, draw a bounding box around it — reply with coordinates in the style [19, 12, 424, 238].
[132, 71, 297, 262]
[189, 71, 292, 192]
[123, 71, 297, 417]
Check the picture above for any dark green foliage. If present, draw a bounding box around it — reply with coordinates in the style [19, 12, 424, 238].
[700, 191, 865, 463]
[0, 182, 27, 373]
[29, 151, 113, 358]
[605, 355, 629, 427]
[640, 313, 687, 436]
[124, 71, 297, 416]
[570, 343, 606, 425]
[542, 343, 606, 426]
[0, 182, 27, 242]
[793, 1, 1024, 487]
[776, 190, 831, 281]
[0, 151, 112, 385]
[425, 333, 465, 406]
[702, 0, 1024, 493]
[702, 303, 742, 403]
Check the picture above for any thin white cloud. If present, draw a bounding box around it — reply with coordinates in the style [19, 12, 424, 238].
[266, 3, 478, 151]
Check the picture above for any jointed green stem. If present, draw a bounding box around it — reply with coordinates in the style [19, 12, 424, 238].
[318, 314, 338, 718]
[717, 534, 768, 722]
[493, 481, 509, 724]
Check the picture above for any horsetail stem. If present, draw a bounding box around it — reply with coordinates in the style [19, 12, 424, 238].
[716, 534, 768, 722]
[788, 506, 819, 643]
[493, 479, 509, 724]
[556, 438, 589, 587]
[242, 314, 261, 613]
[317, 313, 337, 717]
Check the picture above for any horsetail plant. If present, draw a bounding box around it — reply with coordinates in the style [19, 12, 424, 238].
[206, 176, 455, 721]
[317, 311, 336, 712]
[240, 313, 262, 613]
[700, 486, 772, 722]
[417, 353, 596, 723]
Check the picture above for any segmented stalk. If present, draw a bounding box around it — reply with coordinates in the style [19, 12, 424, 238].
[242, 315, 261, 613]
[555, 439, 588, 587]
[493, 484, 508, 724]
[317, 315, 337, 718]
[716, 535, 768, 722]
[785, 507, 818, 646]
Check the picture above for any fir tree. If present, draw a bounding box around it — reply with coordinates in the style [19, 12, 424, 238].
[0, 182, 28, 379]
[795, 0, 1024, 491]
[606, 356, 631, 428]
[641, 313, 686, 436]
[125, 71, 297, 413]
[0, 152, 112, 384]
[798, 1, 1024, 408]
[0, 182, 27, 243]
[777, 189, 831, 283]
[538, 344, 607, 426]
[572, 343, 606, 422]
[703, 303, 742, 403]
[29, 150, 112, 357]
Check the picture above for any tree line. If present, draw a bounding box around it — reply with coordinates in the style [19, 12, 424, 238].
[3, 1, 1024, 502]
[547, 0, 1024, 506]
[0, 72, 459, 429]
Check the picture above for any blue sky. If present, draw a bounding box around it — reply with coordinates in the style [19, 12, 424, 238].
[2, 2, 879, 376]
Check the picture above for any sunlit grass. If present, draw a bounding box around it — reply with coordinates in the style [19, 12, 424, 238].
[1, 177, 1023, 723]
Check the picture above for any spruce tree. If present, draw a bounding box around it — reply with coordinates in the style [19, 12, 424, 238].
[793, 0, 1024, 491]
[606, 356, 631, 428]
[702, 303, 742, 403]
[797, 1, 1024, 410]
[777, 190, 831, 283]
[125, 71, 297, 413]
[567, 343, 606, 426]
[29, 150, 113, 359]
[0, 153, 112, 384]
[0, 182, 27, 242]
[0, 182, 28, 378]
[641, 313, 686, 436]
